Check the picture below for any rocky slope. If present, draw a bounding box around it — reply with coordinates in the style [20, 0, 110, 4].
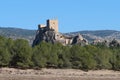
[32, 28, 88, 46]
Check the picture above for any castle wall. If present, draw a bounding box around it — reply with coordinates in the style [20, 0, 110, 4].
[38, 24, 46, 29]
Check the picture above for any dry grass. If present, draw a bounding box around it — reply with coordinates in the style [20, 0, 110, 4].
[0, 68, 120, 80]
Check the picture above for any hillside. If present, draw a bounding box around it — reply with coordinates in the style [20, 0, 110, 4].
[0, 27, 36, 44]
[66, 30, 120, 42]
[0, 27, 120, 43]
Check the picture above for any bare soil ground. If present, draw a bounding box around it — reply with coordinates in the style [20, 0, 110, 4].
[0, 68, 120, 80]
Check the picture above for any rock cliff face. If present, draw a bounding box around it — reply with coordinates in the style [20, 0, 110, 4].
[72, 34, 88, 46]
[32, 28, 88, 47]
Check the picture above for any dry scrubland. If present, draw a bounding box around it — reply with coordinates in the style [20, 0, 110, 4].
[0, 68, 120, 80]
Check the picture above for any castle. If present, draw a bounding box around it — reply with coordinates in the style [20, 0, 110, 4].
[38, 19, 58, 32]
[32, 19, 88, 46]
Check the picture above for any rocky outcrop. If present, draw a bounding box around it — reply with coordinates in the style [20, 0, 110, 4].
[72, 34, 88, 46]
[32, 29, 88, 47]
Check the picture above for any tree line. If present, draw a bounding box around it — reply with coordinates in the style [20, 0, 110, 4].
[0, 36, 120, 71]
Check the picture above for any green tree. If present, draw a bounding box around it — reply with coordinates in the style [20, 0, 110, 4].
[10, 39, 33, 68]
[57, 45, 71, 68]
[70, 45, 84, 69]
[0, 36, 11, 67]
[32, 41, 52, 68]
[95, 48, 112, 69]
[0, 48, 10, 67]
[70, 45, 97, 70]
[110, 48, 120, 70]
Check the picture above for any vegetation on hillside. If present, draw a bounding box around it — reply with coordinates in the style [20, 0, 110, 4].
[1, 36, 120, 71]
[0, 27, 36, 37]
[0, 27, 36, 44]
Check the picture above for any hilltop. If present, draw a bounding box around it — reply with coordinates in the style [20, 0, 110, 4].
[0, 27, 36, 44]
[0, 27, 120, 43]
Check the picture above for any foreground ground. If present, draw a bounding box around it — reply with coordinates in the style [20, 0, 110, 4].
[0, 68, 120, 80]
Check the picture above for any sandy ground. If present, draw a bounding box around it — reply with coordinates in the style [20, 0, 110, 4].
[0, 68, 120, 80]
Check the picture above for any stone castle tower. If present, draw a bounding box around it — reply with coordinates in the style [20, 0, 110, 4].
[38, 19, 58, 32]
[47, 19, 58, 32]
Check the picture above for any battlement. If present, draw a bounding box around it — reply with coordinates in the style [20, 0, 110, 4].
[38, 24, 46, 29]
[38, 19, 58, 32]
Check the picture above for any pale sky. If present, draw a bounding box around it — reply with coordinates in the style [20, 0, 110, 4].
[0, 0, 120, 32]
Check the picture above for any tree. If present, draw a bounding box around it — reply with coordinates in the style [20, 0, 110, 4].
[95, 48, 112, 69]
[57, 45, 71, 68]
[110, 48, 120, 70]
[0, 48, 10, 67]
[10, 39, 33, 68]
[0, 36, 11, 67]
[70, 45, 85, 69]
[32, 41, 52, 68]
